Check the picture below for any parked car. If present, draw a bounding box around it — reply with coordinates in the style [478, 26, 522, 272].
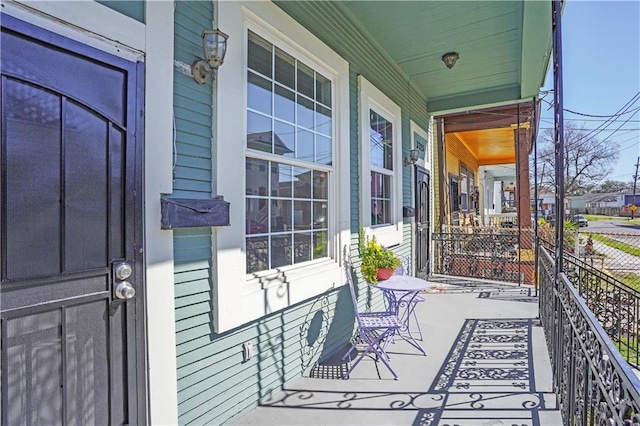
[570, 214, 588, 227]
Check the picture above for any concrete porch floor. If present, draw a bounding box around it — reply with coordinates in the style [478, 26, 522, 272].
[234, 277, 563, 426]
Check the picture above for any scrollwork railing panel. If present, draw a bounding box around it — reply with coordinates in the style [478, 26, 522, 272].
[539, 247, 640, 426]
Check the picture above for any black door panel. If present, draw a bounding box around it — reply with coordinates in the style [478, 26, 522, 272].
[1, 16, 143, 426]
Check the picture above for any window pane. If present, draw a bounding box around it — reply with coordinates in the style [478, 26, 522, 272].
[246, 198, 268, 234]
[371, 171, 391, 198]
[247, 112, 272, 153]
[296, 129, 313, 163]
[248, 32, 272, 77]
[312, 170, 328, 200]
[294, 166, 311, 198]
[315, 104, 332, 136]
[313, 201, 327, 229]
[371, 172, 391, 226]
[246, 160, 268, 195]
[247, 236, 268, 273]
[273, 121, 294, 157]
[274, 86, 295, 122]
[294, 200, 311, 230]
[270, 162, 292, 197]
[313, 231, 328, 259]
[370, 110, 393, 170]
[296, 95, 314, 130]
[294, 232, 311, 264]
[271, 199, 291, 232]
[271, 235, 292, 268]
[316, 135, 332, 165]
[275, 48, 295, 89]
[248, 72, 272, 114]
[316, 73, 331, 106]
[297, 61, 314, 98]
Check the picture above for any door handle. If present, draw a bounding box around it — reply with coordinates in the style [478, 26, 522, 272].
[115, 281, 136, 299]
[112, 261, 136, 300]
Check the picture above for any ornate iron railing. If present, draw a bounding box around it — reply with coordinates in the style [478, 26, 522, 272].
[432, 226, 534, 285]
[539, 247, 640, 425]
[540, 233, 640, 369]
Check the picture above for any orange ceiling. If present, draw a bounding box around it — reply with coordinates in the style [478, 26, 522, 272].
[453, 128, 516, 165]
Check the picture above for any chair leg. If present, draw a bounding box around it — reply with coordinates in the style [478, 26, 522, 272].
[343, 329, 399, 380]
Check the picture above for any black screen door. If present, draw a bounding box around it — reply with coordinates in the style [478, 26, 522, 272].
[1, 16, 144, 425]
[415, 166, 430, 279]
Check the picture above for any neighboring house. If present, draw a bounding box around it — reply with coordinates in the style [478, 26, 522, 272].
[0, 1, 552, 425]
[437, 104, 537, 228]
[537, 190, 570, 216]
[586, 192, 626, 209]
[567, 193, 603, 213]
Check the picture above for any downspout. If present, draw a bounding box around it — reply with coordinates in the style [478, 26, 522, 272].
[552, 0, 565, 276]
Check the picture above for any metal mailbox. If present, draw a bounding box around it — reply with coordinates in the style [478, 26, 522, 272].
[161, 197, 230, 229]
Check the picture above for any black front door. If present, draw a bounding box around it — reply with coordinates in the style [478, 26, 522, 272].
[1, 16, 144, 425]
[415, 166, 430, 279]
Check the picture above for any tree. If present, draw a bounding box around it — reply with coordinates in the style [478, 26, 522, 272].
[532, 122, 620, 196]
[591, 179, 634, 193]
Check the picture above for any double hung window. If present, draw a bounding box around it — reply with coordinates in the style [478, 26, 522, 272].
[359, 77, 402, 246]
[245, 31, 332, 274]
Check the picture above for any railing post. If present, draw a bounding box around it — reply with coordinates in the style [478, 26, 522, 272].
[552, 0, 565, 277]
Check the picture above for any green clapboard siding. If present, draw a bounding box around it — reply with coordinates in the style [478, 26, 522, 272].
[172, 2, 217, 425]
[173, 1, 431, 424]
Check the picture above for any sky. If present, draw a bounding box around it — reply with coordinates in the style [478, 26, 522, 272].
[538, 0, 640, 184]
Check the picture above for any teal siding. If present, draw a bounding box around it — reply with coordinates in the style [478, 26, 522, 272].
[172, 1, 431, 424]
[97, 0, 145, 22]
[172, 2, 217, 425]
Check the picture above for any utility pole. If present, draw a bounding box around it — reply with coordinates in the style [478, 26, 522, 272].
[632, 157, 639, 219]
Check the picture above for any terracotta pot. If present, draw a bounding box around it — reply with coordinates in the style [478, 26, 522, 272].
[377, 268, 394, 281]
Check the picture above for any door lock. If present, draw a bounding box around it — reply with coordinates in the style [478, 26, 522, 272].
[115, 262, 133, 280]
[115, 281, 136, 299]
[112, 261, 135, 301]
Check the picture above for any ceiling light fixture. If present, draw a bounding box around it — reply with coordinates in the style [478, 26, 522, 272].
[441, 52, 459, 69]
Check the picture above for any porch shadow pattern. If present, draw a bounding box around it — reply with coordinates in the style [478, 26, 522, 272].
[255, 318, 557, 425]
[477, 288, 538, 303]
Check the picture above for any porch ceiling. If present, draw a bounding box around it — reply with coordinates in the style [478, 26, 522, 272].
[442, 101, 535, 165]
[339, 1, 552, 114]
[455, 128, 517, 165]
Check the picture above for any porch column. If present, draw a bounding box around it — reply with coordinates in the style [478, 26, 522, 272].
[515, 127, 533, 246]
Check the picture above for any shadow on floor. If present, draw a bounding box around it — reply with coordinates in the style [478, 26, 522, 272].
[477, 288, 538, 303]
[258, 318, 557, 426]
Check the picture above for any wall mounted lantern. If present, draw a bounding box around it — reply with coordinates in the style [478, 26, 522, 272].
[192, 29, 229, 84]
[404, 149, 420, 166]
[441, 52, 459, 69]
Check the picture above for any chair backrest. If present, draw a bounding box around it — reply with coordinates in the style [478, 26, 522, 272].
[344, 248, 363, 327]
[395, 255, 412, 276]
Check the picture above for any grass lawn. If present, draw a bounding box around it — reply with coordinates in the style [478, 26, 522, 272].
[590, 234, 640, 257]
[613, 272, 640, 292]
[583, 215, 618, 221]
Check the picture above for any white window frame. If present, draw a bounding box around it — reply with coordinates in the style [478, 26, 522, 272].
[359, 76, 403, 247]
[215, 0, 350, 332]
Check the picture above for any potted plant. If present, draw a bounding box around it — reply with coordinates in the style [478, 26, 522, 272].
[358, 229, 401, 284]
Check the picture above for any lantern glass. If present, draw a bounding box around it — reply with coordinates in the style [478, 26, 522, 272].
[202, 29, 229, 69]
